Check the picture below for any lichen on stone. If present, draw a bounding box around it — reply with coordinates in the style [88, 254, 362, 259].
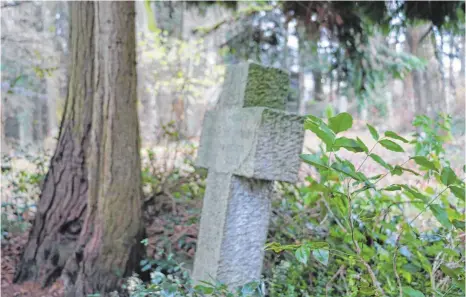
[243, 63, 289, 110]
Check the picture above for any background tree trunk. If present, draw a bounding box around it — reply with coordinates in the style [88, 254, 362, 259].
[14, 1, 94, 287]
[62, 2, 144, 296]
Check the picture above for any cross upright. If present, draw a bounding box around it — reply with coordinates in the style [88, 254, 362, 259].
[193, 62, 305, 287]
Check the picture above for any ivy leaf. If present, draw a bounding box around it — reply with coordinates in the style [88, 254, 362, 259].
[411, 156, 438, 172]
[333, 137, 365, 153]
[369, 153, 391, 170]
[440, 167, 458, 186]
[300, 154, 328, 170]
[312, 248, 329, 266]
[295, 245, 310, 265]
[367, 123, 379, 141]
[450, 185, 465, 201]
[402, 286, 425, 297]
[328, 112, 353, 134]
[379, 139, 404, 152]
[385, 131, 409, 143]
[429, 204, 452, 228]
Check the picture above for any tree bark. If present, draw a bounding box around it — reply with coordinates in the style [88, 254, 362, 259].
[14, 1, 94, 287]
[62, 2, 144, 296]
[15, 2, 144, 296]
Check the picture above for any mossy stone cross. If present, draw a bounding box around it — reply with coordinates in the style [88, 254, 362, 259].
[193, 62, 305, 287]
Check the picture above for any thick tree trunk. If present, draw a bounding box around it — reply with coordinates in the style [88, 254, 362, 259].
[15, 2, 144, 296]
[14, 1, 94, 287]
[62, 2, 144, 296]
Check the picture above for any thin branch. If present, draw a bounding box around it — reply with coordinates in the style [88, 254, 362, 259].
[347, 192, 386, 296]
[418, 24, 433, 44]
[392, 184, 455, 297]
[326, 265, 345, 297]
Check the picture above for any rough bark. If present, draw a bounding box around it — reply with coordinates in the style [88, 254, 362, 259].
[14, 1, 94, 287]
[62, 2, 144, 296]
[15, 2, 144, 296]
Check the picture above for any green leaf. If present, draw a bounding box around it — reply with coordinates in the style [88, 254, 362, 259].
[402, 286, 425, 297]
[304, 119, 336, 149]
[450, 185, 465, 201]
[384, 185, 402, 191]
[333, 137, 365, 153]
[400, 167, 420, 176]
[440, 265, 465, 291]
[328, 112, 353, 134]
[312, 248, 329, 266]
[411, 156, 438, 172]
[440, 167, 458, 186]
[385, 131, 409, 143]
[429, 204, 452, 228]
[194, 285, 214, 294]
[331, 162, 364, 181]
[452, 219, 465, 230]
[391, 165, 403, 176]
[325, 105, 334, 119]
[379, 139, 404, 152]
[366, 123, 379, 141]
[369, 153, 391, 170]
[401, 185, 428, 202]
[356, 137, 369, 153]
[300, 154, 329, 170]
[295, 245, 310, 265]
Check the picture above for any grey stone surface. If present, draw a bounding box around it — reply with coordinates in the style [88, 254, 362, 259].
[193, 173, 273, 286]
[192, 62, 305, 287]
[197, 107, 304, 183]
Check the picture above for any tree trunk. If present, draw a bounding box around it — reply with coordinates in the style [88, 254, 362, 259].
[62, 2, 144, 296]
[14, 1, 94, 287]
[460, 34, 465, 80]
[405, 24, 433, 117]
[15, 2, 144, 296]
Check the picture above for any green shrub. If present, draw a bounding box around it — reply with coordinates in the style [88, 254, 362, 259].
[1, 151, 49, 240]
[266, 113, 464, 297]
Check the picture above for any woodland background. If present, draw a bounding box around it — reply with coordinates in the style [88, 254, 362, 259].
[1, 1, 465, 296]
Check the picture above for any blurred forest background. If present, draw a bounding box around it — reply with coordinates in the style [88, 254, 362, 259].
[1, 1, 464, 153]
[1, 1, 465, 296]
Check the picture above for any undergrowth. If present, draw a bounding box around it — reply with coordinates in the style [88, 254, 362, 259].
[2, 115, 464, 297]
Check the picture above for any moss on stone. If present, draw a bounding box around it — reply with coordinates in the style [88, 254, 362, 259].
[243, 63, 289, 110]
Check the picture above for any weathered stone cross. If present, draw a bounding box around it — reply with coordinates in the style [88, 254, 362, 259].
[193, 62, 305, 287]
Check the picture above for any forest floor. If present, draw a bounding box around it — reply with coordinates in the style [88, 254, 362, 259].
[1, 129, 464, 297]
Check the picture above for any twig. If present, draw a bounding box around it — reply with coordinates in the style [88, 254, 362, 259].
[347, 193, 386, 296]
[326, 265, 346, 297]
[392, 184, 454, 297]
[322, 197, 347, 233]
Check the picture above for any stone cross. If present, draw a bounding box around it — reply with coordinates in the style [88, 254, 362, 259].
[192, 62, 305, 287]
